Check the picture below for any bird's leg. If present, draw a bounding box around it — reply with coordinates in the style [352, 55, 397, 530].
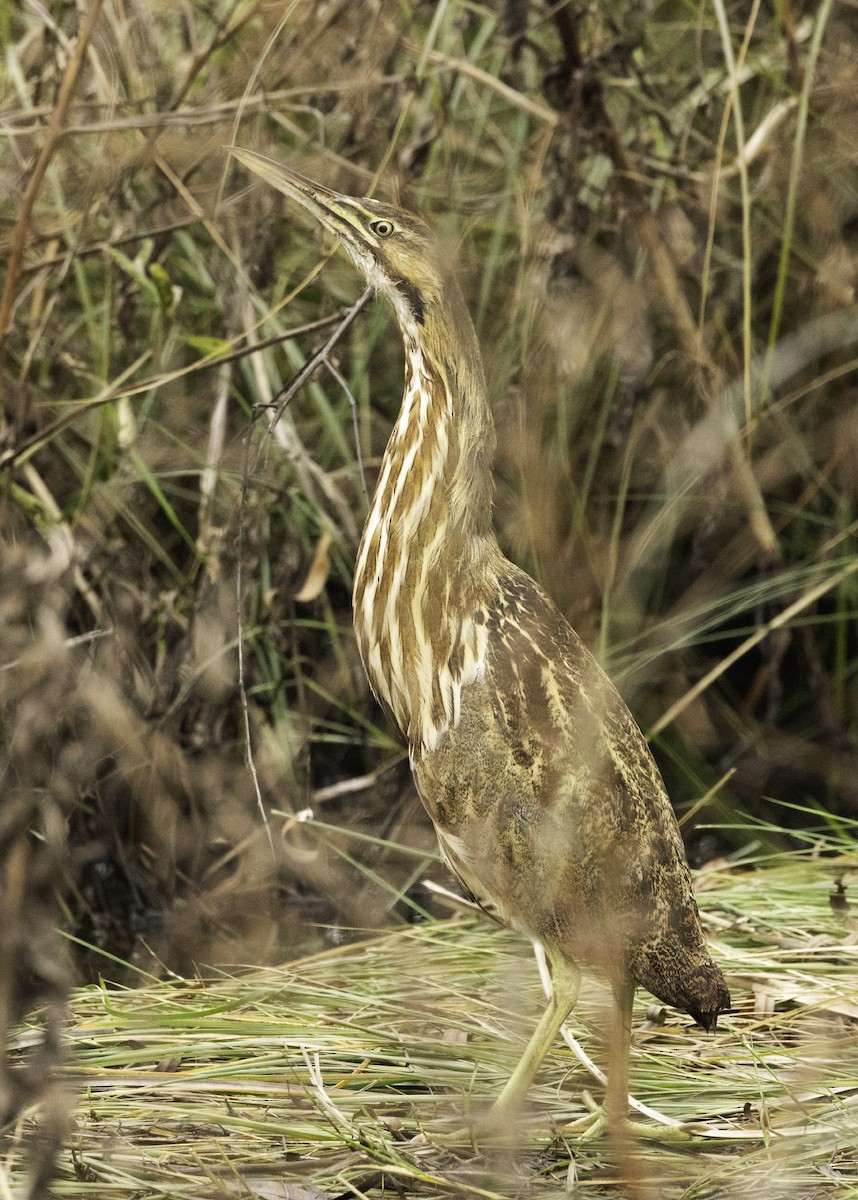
[489, 952, 581, 1126]
[563, 978, 690, 1141]
[482, 949, 689, 1142]
[605, 977, 633, 1124]
[560, 976, 631, 1138]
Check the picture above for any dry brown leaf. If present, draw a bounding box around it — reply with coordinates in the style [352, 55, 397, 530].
[294, 533, 332, 603]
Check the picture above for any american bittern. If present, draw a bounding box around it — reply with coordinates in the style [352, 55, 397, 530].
[233, 149, 731, 1128]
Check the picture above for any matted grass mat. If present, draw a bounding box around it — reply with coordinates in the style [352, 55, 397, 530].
[5, 855, 858, 1198]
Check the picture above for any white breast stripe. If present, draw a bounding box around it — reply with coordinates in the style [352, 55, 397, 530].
[354, 338, 489, 755]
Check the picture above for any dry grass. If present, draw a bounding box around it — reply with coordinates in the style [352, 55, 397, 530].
[4, 844, 858, 1198]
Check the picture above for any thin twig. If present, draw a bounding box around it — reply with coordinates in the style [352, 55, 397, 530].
[570, 41, 780, 563]
[651, 556, 858, 736]
[267, 287, 373, 425]
[0, 77, 406, 138]
[232, 294, 373, 859]
[425, 49, 558, 128]
[712, 0, 763, 428]
[324, 356, 369, 504]
[0, 0, 106, 359]
[0, 311, 354, 474]
[236, 422, 275, 860]
[761, 0, 837, 400]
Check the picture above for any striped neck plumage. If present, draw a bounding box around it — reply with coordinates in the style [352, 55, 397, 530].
[352, 277, 498, 754]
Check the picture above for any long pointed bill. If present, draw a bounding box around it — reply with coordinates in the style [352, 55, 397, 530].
[230, 148, 376, 258]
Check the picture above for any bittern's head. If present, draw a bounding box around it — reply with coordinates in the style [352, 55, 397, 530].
[232, 149, 448, 336]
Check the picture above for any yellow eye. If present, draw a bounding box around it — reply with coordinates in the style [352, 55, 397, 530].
[370, 219, 395, 238]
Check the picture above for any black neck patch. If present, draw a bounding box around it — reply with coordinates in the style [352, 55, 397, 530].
[397, 280, 426, 326]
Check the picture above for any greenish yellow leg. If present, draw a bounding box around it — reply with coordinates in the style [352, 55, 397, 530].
[563, 978, 633, 1137]
[606, 978, 633, 1123]
[562, 979, 691, 1141]
[490, 955, 581, 1124]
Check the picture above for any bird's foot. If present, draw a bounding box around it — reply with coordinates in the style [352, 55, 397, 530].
[559, 1091, 608, 1139]
[559, 1091, 692, 1142]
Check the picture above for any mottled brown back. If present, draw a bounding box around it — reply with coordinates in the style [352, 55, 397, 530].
[415, 562, 730, 1029]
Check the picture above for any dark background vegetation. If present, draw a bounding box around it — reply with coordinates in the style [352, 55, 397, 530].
[1, 0, 857, 1145]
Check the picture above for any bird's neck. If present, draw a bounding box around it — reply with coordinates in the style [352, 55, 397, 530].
[353, 287, 499, 753]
